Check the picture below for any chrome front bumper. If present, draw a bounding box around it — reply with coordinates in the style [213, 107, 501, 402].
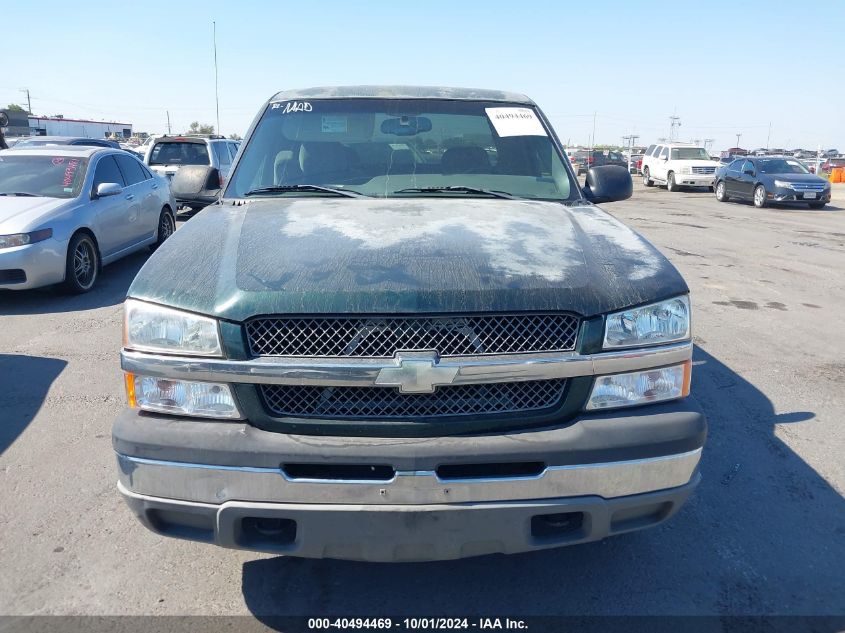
[117, 448, 702, 506]
[117, 454, 701, 561]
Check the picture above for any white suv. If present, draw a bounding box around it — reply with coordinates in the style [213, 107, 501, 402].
[641, 143, 720, 191]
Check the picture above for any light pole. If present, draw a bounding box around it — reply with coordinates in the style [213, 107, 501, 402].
[735, 133, 742, 149]
[213, 21, 220, 135]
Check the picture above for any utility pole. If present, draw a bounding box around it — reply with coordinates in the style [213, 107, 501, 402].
[766, 122, 772, 151]
[213, 20, 221, 135]
[20, 88, 32, 114]
[623, 134, 639, 172]
[166, 110, 172, 135]
[669, 111, 681, 141]
[590, 111, 596, 154]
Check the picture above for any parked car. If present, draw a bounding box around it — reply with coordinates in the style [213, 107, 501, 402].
[820, 157, 845, 172]
[628, 153, 644, 174]
[144, 135, 240, 211]
[714, 156, 831, 209]
[641, 143, 721, 191]
[113, 85, 705, 562]
[11, 136, 121, 150]
[0, 147, 176, 292]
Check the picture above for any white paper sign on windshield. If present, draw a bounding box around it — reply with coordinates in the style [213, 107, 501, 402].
[485, 107, 547, 138]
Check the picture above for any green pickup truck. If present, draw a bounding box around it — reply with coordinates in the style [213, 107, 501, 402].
[113, 86, 705, 562]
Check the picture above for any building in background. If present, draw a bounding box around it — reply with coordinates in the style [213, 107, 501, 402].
[26, 115, 133, 139]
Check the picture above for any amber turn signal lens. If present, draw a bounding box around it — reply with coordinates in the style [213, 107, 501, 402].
[681, 359, 692, 398]
[124, 372, 137, 408]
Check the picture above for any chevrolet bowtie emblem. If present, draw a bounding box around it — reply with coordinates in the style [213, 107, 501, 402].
[374, 352, 459, 394]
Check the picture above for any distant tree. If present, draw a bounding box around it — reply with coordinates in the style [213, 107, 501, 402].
[227, 133, 242, 140]
[187, 121, 215, 135]
[6, 103, 27, 113]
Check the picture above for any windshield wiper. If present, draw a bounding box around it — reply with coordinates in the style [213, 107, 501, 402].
[0, 192, 41, 197]
[393, 186, 517, 200]
[243, 185, 365, 198]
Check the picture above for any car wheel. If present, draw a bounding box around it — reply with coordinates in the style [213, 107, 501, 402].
[150, 208, 176, 251]
[63, 232, 99, 293]
[666, 172, 678, 192]
[643, 167, 653, 187]
[809, 202, 826, 209]
[753, 184, 767, 208]
[715, 180, 728, 202]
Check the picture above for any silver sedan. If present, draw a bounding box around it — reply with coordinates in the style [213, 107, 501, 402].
[0, 147, 176, 292]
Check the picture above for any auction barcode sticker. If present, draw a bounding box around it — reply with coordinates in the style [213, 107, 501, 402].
[485, 107, 547, 137]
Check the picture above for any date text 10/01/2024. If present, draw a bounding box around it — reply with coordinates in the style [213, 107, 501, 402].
[307, 618, 529, 630]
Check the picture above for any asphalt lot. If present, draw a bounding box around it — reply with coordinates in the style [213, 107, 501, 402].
[1, 185, 844, 622]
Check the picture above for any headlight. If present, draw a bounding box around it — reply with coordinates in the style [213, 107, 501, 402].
[0, 228, 53, 249]
[586, 362, 691, 410]
[774, 180, 794, 189]
[603, 295, 690, 349]
[126, 373, 241, 419]
[124, 299, 222, 356]
[680, 166, 691, 174]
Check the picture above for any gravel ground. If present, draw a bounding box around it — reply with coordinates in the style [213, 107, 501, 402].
[1, 186, 843, 622]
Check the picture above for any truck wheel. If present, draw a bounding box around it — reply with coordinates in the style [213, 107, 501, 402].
[150, 208, 176, 251]
[666, 172, 678, 192]
[643, 167, 653, 187]
[63, 232, 100, 293]
[715, 181, 728, 202]
[753, 184, 767, 208]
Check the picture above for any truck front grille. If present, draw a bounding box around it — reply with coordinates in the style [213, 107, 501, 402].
[259, 379, 567, 419]
[691, 166, 716, 175]
[245, 314, 579, 357]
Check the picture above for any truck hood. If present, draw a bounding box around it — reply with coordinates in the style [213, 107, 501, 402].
[129, 198, 688, 321]
[0, 196, 72, 233]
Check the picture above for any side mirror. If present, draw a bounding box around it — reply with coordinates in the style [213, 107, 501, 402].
[0, 112, 9, 127]
[583, 165, 633, 203]
[96, 182, 123, 197]
[743, 169, 755, 176]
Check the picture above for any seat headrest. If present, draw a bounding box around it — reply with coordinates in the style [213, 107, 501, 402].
[441, 146, 491, 174]
[299, 142, 353, 180]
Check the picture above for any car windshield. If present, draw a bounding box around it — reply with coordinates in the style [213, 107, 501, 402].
[0, 154, 88, 198]
[226, 98, 575, 200]
[149, 142, 210, 166]
[759, 159, 810, 174]
[670, 148, 710, 160]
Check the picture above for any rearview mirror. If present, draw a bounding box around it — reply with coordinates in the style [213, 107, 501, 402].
[583, 165, 633, 203]
[96, 182, 123, 197]
[380, 116, 432, 136]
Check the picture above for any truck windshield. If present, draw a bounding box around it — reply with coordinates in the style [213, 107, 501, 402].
[670, 148, 710, 160]
[226, 98, 575, 200]
[0, 154, 88, 198]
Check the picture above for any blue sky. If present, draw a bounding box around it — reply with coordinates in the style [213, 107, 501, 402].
[2, 0, 843, 151]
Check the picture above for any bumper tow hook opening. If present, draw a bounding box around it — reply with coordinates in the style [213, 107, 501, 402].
[239, 516, 297, 548]
[531, 511, 585, 540]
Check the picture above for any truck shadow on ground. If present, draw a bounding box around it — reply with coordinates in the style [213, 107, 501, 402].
[0, 354, 66, 455]
[240, 346, 844, 621]
[0, 250, 150, 316]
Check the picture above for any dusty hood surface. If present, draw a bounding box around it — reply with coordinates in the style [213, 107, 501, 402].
[129, 198, 688, 320]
